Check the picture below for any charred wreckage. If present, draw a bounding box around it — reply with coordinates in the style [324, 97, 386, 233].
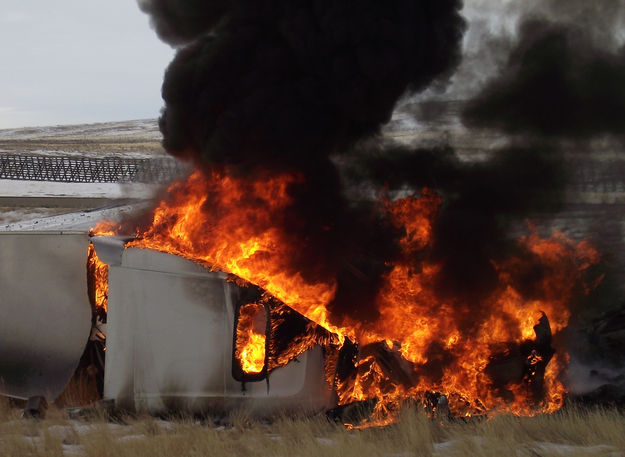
[0, 231, 571, 424]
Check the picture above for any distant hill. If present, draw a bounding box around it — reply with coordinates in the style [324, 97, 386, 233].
[0, 119, 166, 159]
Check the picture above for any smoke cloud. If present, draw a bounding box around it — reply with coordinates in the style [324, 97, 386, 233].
[148, 0, 465, 166]
[131, 0, 625, 406]
[344, 142, 566, 308]
[137, 0, 616, 346]
[455, 0, 625, 382]
[139, 0, 466, 322]
[462, 18, 625, 137]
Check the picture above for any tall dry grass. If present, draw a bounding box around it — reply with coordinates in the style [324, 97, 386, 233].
[0, 398, 623, 457]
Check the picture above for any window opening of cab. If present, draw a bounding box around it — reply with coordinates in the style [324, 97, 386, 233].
[233, 302, 269, 382]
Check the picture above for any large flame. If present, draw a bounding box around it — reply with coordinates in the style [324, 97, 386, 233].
[94, 167, 600, 422]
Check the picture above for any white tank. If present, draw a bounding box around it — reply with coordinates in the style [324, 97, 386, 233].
[0, 232, 92, 400]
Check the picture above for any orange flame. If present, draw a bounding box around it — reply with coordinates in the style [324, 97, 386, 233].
[90, 220, 119, 237]
[94, 167, 601, 422]
[87, 243, 109, 314]
[236, 303, 267, 374]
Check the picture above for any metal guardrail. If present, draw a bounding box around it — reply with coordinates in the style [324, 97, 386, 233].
[0, 154, 188, 183]
[3, 153, 625, 193]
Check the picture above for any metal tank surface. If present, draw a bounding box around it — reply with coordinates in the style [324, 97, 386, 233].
[93, 237, 334, 415]
[0, 231, 92, 400]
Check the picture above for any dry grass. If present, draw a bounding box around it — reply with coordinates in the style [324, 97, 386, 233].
[54, 372, 102, 410]
[0, 399, 623, 457]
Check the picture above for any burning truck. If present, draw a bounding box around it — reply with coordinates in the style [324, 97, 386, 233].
[0, 231, 337, 417]
[0, 170, 600, 426]
[84, 168, 600, 424]
[2, 0, 621, 426]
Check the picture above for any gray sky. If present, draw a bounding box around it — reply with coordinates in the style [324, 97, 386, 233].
[0, 0, 174, 129]
[5, 1, 606, 130]
[0, 0, 516, 130]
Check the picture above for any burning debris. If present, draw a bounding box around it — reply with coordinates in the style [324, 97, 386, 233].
[91, 168, 600, 424]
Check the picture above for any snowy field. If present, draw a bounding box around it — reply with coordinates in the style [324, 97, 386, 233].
[0, 120, 172, 231]
[0, 179, 159, 231]
[0, 180, 158, 200]
[0, 119, 161, 142]
[0, 119, 167, 159]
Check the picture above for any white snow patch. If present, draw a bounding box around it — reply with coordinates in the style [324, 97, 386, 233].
[0, 179, 158, 199]
[431, 438, 623, 457]
[531, 441, 622, 457]
[117, 433, 149, 443]
[0, 119, 161, 141]
[62, 444, 86, 457]
[0, 202, 152, 232]
[315, 437, 335, 446]
[16, 149, 164, 159]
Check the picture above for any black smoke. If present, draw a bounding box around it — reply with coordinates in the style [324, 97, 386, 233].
[458, 1, 625, 388]
[150, 0, 466, 165]
[462, 18, 625, 138]
[134, 0, 625, 409]
[139, 0, 466, 323]
[344, 142, 566, 312]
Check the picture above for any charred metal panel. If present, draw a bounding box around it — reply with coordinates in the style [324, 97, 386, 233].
[102, 246, 333, 415]
[0, 232, 92, 400]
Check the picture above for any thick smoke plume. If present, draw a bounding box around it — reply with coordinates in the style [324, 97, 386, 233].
[457, 0, 625, 383]
[419, 0, 625, 104]
[141, 0, 465, 165]
[457, 1, 625, 313]
[131, 0, 625, 407]
[462, 18, 625, 137]
[137, 0, 614, 347]
[139, 0, 466, 322]
[344, 143, 566, 307]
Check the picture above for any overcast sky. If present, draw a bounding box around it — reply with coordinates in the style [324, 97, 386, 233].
[0, 1, 511, 131]
[0, 0, 175, 129]
[0, 0, 565, 130]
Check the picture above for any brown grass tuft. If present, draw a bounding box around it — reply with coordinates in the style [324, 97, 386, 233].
[0, 400, 623, 457]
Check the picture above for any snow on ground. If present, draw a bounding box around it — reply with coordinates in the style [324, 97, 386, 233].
[0, 202, 152, 232]
[0, 178, 160, 231]
[0, 180, 159, 200]
[0, 207, 72, 225]
[0, 119, 161, 141]
[6, 148, 164, 160]
[429, 438, 623, 457]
